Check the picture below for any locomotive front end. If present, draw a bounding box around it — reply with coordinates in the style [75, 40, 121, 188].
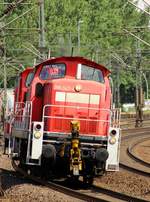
[9, 57, 121, 184]
[40, 59, 121, 181]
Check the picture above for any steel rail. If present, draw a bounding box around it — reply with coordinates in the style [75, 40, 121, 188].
[122, 126, 150, 134]
[120, 161, 150, 177]
[11, 159, 150, 202]
[121, 118, 150, 129]
[11, 160, 107, 202]
[90, 184, 149, 202]
[127, 137, 150, 167]
[120, 130, 150, 177]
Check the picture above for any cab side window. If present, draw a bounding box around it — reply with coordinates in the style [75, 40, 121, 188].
[25, 72, 34, 87]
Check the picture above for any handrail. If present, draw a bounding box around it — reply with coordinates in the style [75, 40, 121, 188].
[111, 108, 121, 128]
[42, 104, 121, 130]
[12, 102, 121, 133]
[13, 101, 32, 131]
[42, 104, 111, 121]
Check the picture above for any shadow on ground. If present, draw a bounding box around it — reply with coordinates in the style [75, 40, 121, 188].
[0, 167, 36, 191]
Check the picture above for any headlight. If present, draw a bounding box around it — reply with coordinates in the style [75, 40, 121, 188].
[109, 137, 116, 144]
[34, 131, 41, 139]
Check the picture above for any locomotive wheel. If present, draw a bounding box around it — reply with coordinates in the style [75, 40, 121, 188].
[29, 166, 41, 177]
[67, 175, 79, 183]
[66, 176, 80, 187]
[83, 175, 94, 185]
[18, 160, 28, 172]
[71, 175, 79, 182]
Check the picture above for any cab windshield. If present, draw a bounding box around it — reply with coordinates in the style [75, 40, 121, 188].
[39, 63, 66, 80]
[77, 64, 104, 83]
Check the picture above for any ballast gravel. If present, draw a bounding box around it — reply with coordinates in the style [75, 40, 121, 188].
[94, 170, 150, 200]
[0, 149, 83, 202]
[5, 184, 84, 202]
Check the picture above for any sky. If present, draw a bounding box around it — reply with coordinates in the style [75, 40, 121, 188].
[137, 0, 150, 9]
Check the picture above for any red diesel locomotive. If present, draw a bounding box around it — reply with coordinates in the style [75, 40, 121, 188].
[4, 56, 121, 183]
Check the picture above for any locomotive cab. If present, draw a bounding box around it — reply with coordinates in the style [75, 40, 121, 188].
[9, 57, 121, 183]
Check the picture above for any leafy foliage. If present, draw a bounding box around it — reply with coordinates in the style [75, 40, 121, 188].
[0, 0, 149, 103]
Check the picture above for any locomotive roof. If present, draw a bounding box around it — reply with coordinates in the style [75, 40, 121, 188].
[19, 67, 33, 75]
[35, 56, 111, 75]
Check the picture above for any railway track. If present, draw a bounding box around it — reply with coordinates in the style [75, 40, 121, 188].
[12, 159, 150, 202]
[122, 126, 150, 134]
[120, 127, 150, 177]
[121, 117, 150, 129]
[128, 137, 150, 168]
[1, 125, 150, 201]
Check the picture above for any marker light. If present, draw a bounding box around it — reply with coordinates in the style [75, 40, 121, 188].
[35, 124, 42, 131]
[34, 131, 41, 139]
[110, 129, 117, 136]
[109, 137, 116, 145]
